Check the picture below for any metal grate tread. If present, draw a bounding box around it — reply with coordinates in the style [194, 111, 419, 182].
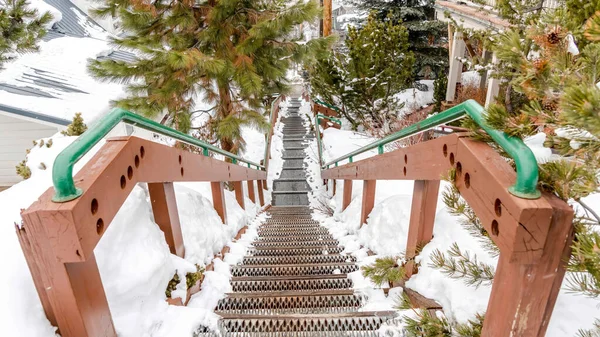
[242, 254, 355, 265]
[255, 235, 334, 243]
[252, 240, 339, 248]
[230, 278, 353, 292]
[231, 263, 358, 277]
[246, 246, 344, 256]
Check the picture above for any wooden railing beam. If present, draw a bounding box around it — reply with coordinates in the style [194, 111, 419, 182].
[148, 182, 185, 257]
[360, 180, 376, 227]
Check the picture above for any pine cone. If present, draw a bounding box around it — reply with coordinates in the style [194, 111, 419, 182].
[547, 31, 560, 44]
[532, 58, 546, 71]
[542, 100, 558, 111]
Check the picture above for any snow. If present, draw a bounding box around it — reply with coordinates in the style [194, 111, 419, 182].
[307, 115, 600, 335]
[29, 0, 63, 29]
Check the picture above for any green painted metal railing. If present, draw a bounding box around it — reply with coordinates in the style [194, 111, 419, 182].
[315, 113, 343, 168]
[319, 99, 541, 199]
[52, 108, 264, 203]
[313, 99, 341, 112]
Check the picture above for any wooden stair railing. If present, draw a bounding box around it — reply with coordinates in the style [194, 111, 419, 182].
[17, 108, 269, 337]
[315, 99, 574, 337]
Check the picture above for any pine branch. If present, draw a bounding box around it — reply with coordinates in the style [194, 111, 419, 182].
[429, 243, 495, 288]
[361, 256, 406, 287]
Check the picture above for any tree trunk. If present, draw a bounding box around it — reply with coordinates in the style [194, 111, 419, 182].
[218, 82, 235, 156]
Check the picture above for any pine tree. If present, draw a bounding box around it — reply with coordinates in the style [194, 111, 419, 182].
[361, 256, 405, 287]
[351, 0, 448, 78]
[309, 13, 414, 131]
[0, 0, 52, 68]
[90, 0, 326, 153]
[61, 112, 88, 136]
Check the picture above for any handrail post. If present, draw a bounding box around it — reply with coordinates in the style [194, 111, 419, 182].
[233, 181, 245, 210]
[360, 180, 376, 227]
[247, 180, 256, 204]
[342, 180, 353, 211]
[405, 180, 440, 278]
[148, 182, 185, 257]
[482, 195, 574, 336]
[257, 180, 265, 206]
[211, 182, 227, 224]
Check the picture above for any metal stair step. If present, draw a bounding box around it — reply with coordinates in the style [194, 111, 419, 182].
[230, 277, 353, 293]
[242, 254, 355, 265]
[252, 240, 338, 248]
[245, 246, 344, 256]
[255, 235, 334, 243]
[231, 263, 359, 277]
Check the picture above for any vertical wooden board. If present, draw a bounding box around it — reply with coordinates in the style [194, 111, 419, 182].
[211, 181, 227, 224]
[481, 193, 574, 337]
[405, 180, 440, 277]
[247, 180, 256, 204]
[148, 182, 185, 257]
[342, 180, 353, 211]
[233, 181, 245, 210]
[257, 180, 265, 206]
[360, 180, 376, 227]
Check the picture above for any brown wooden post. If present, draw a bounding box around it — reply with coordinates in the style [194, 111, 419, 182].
[22, 212, 117, 337]
[148, 182, 185, 257]
[323, 0, 332, 36]
[257, 180, 265, 206]
[342, 180, 353, 211]
[481, 194, 574, 337]
[232, 181, 245, 210]
[405, 180, 440, 277]
[332, 179, 337, 196]
[360, 180, 376, 227]
[263, 180, 268, 190]
[211, 181, 227, 224]
[247, 180, 256, 204]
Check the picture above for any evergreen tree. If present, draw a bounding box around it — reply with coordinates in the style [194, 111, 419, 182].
[351, 0, 448, 78]
[0, 0, 52, 68]
[309, 13, 414, 131]
[89, 0, 326, 153]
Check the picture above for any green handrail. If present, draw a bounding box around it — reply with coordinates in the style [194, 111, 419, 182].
[321, 100, 541, 199]
[313, 99, 341, 112]
[52, 108, 264, 203]
[315, 113, 343, 167]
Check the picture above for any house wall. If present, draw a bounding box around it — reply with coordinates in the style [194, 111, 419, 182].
[0, 114, 62, 187]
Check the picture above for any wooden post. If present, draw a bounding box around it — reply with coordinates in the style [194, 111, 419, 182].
[405, 180, 440, 277]
[342, 180, 353, 211]
[360, 180, 376, 227]
[247, 180, 256, 204]
[211, 181, 227, 224]
[485, 53, 500, 108]
[257, 180, 265, 206]
[481, 195, 574, 337]
[323, 0, 332, 36]
[148, 182, 185, 257]
[446, 31, 465, 102]
[232, 181, 245, 210]
[263, 180, 268, 190]
[332, 179, 337, 196]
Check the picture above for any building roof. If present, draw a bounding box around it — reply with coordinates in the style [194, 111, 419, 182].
[0, 0, 133, 126]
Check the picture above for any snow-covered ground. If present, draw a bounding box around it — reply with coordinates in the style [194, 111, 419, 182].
[304, 95, 600, 334]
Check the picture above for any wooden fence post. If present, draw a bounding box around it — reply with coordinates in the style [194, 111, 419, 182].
[247, 180, 256, 204]
[481, 195, 574, 337]
[342, 180, 353, 211]
[332, 179, 337, 196]
[405, 180, 440, 277]
[263, 180, 268, 190]
[211, 181, 227, 224]
[232, 181, 245, 210]
[148, 182, 185, 257]
[360, 180, 376, 227]
[257, 180, 265, 206]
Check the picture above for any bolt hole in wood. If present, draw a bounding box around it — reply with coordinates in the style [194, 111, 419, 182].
[135, 155, 140, 168]
[450, 152, 455, 165]
[178, 155, 182, 165]
[127, 166, 133, 180]
[495, 198, 502, 217]
[120, 175, 126, 189]
[404, 154, 407, 164]
[464, 173, 471, 188]
[96, 218, 105, 235]
[443, 144, 448, 157]
[403, 167, 407, 176]
[140, 146, 145, 158]
[456, 162, 462, 177]
[91, 198, 99, 215]
[491, 219, 499, 235]
[181, 167, 184, 177]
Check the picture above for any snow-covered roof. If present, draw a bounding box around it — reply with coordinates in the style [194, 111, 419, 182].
[0, 0, 130, 125]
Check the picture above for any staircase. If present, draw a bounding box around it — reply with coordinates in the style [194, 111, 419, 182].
[196, 98, 396, 336]
[272, 98, 311, 206]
